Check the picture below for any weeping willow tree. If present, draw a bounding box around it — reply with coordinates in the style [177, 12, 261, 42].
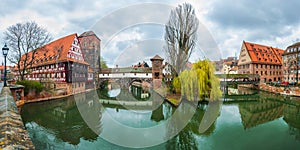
[177, 60, 222, 101]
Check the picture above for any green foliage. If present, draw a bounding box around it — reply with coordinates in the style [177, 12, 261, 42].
[179, 60, 222, 101]
[173, 77, 181, 93]
[101, 57, 108, 69]
[17, 80, 44, 96]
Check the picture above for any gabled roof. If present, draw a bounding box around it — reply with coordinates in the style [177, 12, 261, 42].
[78, 31, 101, 41]
[150, 55, 164, 61]
[243, 41, 284, 64]
[20, 33, 88, 68]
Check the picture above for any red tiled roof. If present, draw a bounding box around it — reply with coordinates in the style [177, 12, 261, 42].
[224, 61, 232, 65]
[230, 66, 238, 71]
[0, 65, 13, 70]
[20, 33, 89, 68]
[243, 41, 284, 65]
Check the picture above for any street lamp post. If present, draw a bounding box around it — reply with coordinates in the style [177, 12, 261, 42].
[2, 44, 9, 87]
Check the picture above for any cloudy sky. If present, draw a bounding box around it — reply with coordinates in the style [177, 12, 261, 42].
[1, 0, 300, 67]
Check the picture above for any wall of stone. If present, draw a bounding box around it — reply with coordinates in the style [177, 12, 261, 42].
[0, 87, 35, 149]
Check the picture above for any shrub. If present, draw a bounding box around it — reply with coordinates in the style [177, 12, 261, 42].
[16, 80, 44, 96]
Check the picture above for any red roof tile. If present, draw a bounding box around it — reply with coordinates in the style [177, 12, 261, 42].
[243, 41, 284, 65]
[20, 33, 89, 68]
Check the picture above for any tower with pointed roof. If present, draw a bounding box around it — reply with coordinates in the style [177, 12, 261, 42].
[150, 55, 164, 80]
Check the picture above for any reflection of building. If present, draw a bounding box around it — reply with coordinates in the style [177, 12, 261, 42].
[131, 81, 150, 99]
[237, 41, 284, 82]
[21, 91, 102, 145]
[282, 42, 300, 83]
[283, 103, 300, 141]
[239, 99, 283, 129]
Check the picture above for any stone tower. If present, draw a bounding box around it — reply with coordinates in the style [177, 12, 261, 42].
[78, 31, 101, 87]
[150, 55, 164, 80]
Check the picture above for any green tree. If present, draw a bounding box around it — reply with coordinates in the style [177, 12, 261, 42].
[101, 56, 108, 68]
[179, 60, 222, 101]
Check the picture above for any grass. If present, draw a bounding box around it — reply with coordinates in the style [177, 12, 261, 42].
[166, 94, 181, 106]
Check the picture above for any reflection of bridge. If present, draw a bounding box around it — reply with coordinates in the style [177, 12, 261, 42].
[217, 74, 260, 95]
[100, 99, 152, 106]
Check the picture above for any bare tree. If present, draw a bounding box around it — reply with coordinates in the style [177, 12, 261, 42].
[4, 21, 52, 80]
[164, 3, 199, 77]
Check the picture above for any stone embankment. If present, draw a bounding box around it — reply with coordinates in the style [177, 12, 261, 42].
[0, 87, 35, 149]
[259, 83, 300, 96]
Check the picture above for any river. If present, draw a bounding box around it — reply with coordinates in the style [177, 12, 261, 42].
[20, 87, 300, 150]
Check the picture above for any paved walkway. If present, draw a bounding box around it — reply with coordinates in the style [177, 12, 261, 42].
[0, 87, 35, 149]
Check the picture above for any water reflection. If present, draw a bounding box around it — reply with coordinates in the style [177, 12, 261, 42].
[21, 91, 101, 148]
[19, 88, 300, 149]
[283, 99, 300, 141]
[239, 99, 284, 129]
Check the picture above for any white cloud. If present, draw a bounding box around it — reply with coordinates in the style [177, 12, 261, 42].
[1, 0, 299, 63]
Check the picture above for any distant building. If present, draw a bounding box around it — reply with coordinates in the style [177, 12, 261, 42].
[20, 33, 92, 95]
[229, 66, 238, 74]
[213, 56, 238, 74]
[282, 42, 300, 83]
[237, 41, 284, 82]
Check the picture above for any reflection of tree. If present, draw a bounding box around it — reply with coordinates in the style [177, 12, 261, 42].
[21, 90, 102, 146]
[283, 102, 300, 141]
[151, 104, 164, 122]
[164, 100, 198, 150]
[189, 104, 216, 136]
[98, 80, 110, 99]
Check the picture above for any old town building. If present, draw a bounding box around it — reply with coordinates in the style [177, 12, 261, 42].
[21, 33, 91, 95]
[78, 31, 101, 87]
[237, 41, 284, 82]
[282, 42, 300, 83]
[213, 56, 238, 74]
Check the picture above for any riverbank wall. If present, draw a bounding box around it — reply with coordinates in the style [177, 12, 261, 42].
[259, 83, 300, 96]
[0, 87, 35, 149]
[24, 88, 96, 104]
